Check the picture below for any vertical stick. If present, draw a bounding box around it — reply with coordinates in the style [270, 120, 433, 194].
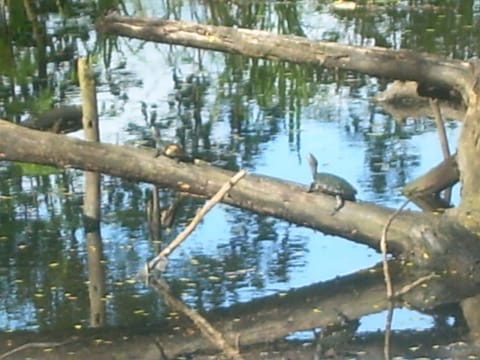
[78, 57, 105, 327]
[430, 98, 452, 204]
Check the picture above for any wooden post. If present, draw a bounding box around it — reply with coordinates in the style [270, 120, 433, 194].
[77, 57, 105, 328]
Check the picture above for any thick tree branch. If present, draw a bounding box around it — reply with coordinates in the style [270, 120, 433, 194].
[0, 120, 420, 255]
[96, 15, 473, 102]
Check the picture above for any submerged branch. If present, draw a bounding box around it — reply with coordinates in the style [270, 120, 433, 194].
[0, 260, 473, 359]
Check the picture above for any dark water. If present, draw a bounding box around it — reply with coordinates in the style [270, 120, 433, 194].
[0, 0, 474, 357]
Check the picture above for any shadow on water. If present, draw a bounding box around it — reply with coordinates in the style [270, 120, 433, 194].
[0, 0, 477, 358]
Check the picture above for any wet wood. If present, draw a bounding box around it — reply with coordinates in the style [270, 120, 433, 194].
[0, 260, 472, 359]
[402, 154, 459, 211]
[0, 120, 427, 255]
[78, 57, 105, 328]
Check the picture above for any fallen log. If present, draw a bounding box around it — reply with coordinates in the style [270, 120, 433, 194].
[0, 119, 418, 254]
[96, 14, 473, 103]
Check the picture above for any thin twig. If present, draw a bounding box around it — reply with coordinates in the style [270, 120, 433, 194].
[430, 98, 452, 203]
[0, 339, 74, 360]
[138, 170, 247, 279]
[384, 301, 394, 360]
[394, 273, 437, 297]
[381, 199, 410, 297]
[150, 277, 244, 360]
[160, 169, 247, 257]
[429, 98, 450, 160]
[380, 199, 410, 360]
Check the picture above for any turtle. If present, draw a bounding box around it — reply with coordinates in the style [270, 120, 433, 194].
[306, 153, 357, 214]
[150, 124, 192, 162]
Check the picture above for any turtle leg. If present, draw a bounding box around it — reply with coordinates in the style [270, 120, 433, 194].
[307, 182, 316, 193]
[331, 195, 345, 215]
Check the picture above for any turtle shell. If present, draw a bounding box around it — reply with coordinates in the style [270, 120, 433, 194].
[310, 172, 357, 201]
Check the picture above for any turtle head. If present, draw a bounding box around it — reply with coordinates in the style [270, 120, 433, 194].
[306, 153, 318, 177]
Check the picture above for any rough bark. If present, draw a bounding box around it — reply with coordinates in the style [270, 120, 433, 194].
[96, 15, 473, 102]
[457, 75, 480, 216]
[0, 120, 413, 254]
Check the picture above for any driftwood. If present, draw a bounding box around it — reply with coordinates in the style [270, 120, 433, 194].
[95, 15, 473, 103]
[0, 260, 470, 359]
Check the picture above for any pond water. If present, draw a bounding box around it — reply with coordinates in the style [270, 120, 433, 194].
[0, 0, 473, 355]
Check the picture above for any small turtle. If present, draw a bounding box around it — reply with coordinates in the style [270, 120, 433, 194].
[162, 143, 192, 162]
[150, 125, 192, 162]
[306, 153, 357, 214]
